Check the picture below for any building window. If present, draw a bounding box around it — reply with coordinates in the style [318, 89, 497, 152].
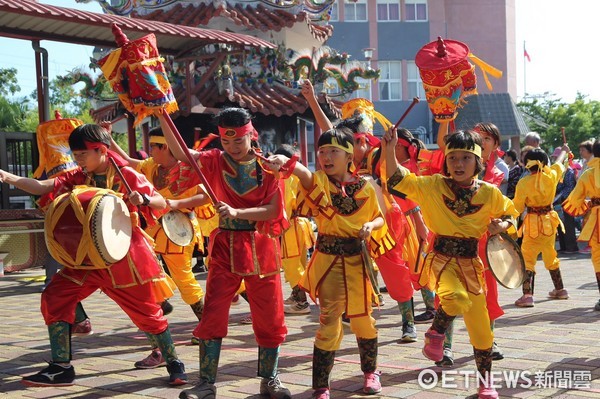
[377, 0, 400, 21]
[378, 61, 402, 101]
[329, 0, 339, 22]
[405, 0, 427, 22]
[407, 61, 424, 99]
[352, 77, 372, 100]
[344, 0, 367, 22]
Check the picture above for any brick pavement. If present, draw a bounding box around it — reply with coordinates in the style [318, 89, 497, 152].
[0, 252, 599, 399]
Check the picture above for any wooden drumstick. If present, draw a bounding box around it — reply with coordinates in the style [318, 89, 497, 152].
[561, 127, 567, 145]
[108, 157, 133, 194]
[394, 97, 420, 129]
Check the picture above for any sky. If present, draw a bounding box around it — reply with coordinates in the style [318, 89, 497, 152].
[1, 0, 600, 103]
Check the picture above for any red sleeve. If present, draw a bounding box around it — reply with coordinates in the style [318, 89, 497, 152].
[38, 169, 85, 210]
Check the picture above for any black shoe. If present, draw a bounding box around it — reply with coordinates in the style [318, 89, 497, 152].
[491, 342, 504, 360]
[192, 263, 207, 273]
[179, 380, 216, 399]
[22, 362, 75, 387]
[341, 312, 350, 326]
[401, 321, 417, 343]
[161, 300, 174, 316]
[167, 359, 188, 386]
[414, 309, 436, 324]
[379, 286, 389, 293]
[434, 348, 454, 367]
[260, 375, 292, 399]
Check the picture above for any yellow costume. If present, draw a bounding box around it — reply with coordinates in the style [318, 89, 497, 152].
[564, 158, 600, 271]
[298, 171, 383, 350]
[563, 158, 600, 309]
[513, 163, 565, 272]
[137, 158, 205, 306]
[388, 168, 518, 349]
[281, 175, 316, 288]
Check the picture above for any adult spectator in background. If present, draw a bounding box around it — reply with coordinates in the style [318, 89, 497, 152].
[524, 132, 541, 148]
[504, 149, 522, 199]
[579, 140, 594, 173]
[495, 154, 509, 194]
[551, 147, 579, 253]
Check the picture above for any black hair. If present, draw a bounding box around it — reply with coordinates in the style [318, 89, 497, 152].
[474, 122, 501, 145]
[274, 144, 301, 164]
[215, 107, 252, 128]
[442, 130, 484, 177]
[593, 139, 600, 158]
[580, 140, 594, 154]
[148, 126, 164, 137]
[505, 149, 518, 163]
[68, 124, 111, 151]
[215, 107, 263, 186]
[397, 128, 425, 150]
[523, 148, 550, 173]
[335, 116, 364, 134]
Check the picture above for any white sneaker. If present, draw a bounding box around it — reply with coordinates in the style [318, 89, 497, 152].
[284, 302, 311, 314]
[283, 295, 296, 305]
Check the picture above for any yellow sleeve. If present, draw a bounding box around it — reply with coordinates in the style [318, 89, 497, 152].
[563, 171, 590, 216]
[512, 178, 527, 214]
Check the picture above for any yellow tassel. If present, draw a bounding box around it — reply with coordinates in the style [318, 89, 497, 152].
[468, 53, 503, 91]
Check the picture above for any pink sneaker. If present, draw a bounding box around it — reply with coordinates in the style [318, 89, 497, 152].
[422, 328, 445, 362]
[72, 318, 93, 336]
[548, 289, 569, 299]
[514, 295, 534, 307]
[363, 371, 382, 394]
[478, 384, 499, 399]
[312, 388, 330, 399]
[134, 349, 166, 369]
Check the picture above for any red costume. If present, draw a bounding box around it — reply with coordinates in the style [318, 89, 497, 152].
[192, 149, 287, 348]
[40, 166, 168, 334]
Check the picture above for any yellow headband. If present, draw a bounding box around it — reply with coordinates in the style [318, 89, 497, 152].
[445, 144, 482, 158]
[149, 136, 167, 145]
[320, 138, 354, 154]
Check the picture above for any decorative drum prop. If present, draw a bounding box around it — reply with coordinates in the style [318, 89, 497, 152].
[485, 233, 527, 289]
[161, 210, 194, 247]
[45, 186, 132, 269]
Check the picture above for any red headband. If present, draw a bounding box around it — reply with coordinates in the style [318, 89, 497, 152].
[354, 133, 380, 147]
[218, 122, 258, 141]
[82, 141, 127, 167]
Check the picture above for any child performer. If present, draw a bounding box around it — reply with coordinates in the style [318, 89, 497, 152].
[514, 146, 570, 307]
[158, 108, 291, 399]
[301, 80, 418, 343]
[274, 144, 315, 315]
[0, 124, 187, 387]
[563, 139, 600, 310]
[268, 127, 385, 398]
[383, 128, 518, 399]
[109, 125, 211, 360]
[433, 122, 507, 366]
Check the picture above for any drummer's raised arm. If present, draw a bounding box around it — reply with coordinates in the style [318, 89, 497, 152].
[158, 114, 200, 163]
[0, 169, 55, 196]
[109, 134, 141, 168]
[436, 121, 450, 152]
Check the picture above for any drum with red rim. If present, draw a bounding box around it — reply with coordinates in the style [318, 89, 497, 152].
[45, 186, 132, 269]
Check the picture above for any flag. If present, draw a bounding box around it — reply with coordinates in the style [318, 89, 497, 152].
[524, 48, 531, 62]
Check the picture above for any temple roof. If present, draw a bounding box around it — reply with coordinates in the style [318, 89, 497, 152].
[132, 2, 333, 43]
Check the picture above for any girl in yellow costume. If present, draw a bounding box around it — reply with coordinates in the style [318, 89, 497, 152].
[383, 128, 518, 399]
[563, 140, 600, 310]
[268, 127, 385, 399]
[513, 147, 570, 308]
[110, 127, 211, 358]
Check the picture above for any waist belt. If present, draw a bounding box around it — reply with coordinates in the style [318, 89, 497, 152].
[591, 198, 600, 207]
[433, 235, 478, 258]
[527, 205, 552, 214]
[316, 234, 362, 256]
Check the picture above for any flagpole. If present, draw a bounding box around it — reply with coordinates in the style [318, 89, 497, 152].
[523, 40, 527, 98]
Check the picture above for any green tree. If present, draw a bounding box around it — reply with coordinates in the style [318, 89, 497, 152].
[0, 67, 21, 96]
[517, 93, 600, 152]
